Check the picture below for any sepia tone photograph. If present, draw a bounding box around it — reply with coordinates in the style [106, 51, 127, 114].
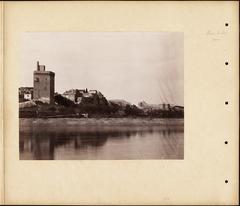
[19, 32, 184, 160]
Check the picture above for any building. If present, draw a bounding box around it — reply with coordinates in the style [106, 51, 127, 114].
[138, 101, 174, 111]
[19, 87, 34, 102]
[62, 89, 80, 102]
[172, 106, 184, 112]
[33, 61, 55, 104]
[62, 88, 107, 105]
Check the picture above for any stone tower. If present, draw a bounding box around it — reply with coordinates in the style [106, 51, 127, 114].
[33, 61, 55, 104]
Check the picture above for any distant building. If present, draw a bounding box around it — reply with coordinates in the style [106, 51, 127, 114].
[63, 88, 107, 105]
[138, 101, 174, 111]
[62, 89, 79, 102]
[19, 87, 34, 102]
[33, 61, 55, 104]
[172, 106, 184, 112]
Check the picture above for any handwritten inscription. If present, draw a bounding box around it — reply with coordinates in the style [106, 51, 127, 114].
[206, 30, 226, 41]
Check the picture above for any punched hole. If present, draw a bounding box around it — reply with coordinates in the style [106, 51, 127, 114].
[225, 23, 228, 27]
[224, 141, 228, 144]
[225, 180, 228, 183]
[225, 101, 228, 105]
[225, 62, 228, 65]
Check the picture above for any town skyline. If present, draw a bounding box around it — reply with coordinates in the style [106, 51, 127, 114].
[20, 32, 184, 106]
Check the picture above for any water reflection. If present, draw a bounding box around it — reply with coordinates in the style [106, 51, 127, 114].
[20, 119, 184, 160]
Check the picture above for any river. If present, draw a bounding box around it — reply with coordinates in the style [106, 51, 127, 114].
[19, 118, 184, 160]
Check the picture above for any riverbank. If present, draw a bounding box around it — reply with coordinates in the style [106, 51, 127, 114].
[19, 100, 184, 118]
[20, 117, 184, 130]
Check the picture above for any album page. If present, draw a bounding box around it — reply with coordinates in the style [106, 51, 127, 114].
[2, 1, 239, 205]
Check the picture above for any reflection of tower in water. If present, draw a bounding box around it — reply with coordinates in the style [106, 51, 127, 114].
[19, 123, 184, 160]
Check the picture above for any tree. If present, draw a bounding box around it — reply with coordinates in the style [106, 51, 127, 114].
[54, 94, 75, 107]
[125, 104, 143, 116]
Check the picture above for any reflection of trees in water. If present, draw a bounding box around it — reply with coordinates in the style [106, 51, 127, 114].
[19, 125, 183, 160]
[159, 127, 184, 159]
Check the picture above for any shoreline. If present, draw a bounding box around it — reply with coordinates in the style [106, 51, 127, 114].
[19, 117, 184, 127]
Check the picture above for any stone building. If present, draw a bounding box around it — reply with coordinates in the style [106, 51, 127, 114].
[62, 88, 107, 105]
[138, 101, 174, 111]
[33, 61, 55, 104]
[62, 89, 80, 102]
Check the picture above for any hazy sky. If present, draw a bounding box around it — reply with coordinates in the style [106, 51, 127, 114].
[21, 32, 183, 106]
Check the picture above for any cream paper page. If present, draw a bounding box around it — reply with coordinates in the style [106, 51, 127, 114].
[0, 1, 4, 204]
[3, 1, 239, 204]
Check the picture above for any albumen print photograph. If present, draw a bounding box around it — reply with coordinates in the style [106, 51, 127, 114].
[19, 32, 184, 160]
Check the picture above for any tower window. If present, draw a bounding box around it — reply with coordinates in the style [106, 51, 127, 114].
[34, 77, 39, 82]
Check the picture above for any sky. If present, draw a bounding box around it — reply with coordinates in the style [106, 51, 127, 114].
[21, 32, 184, 106]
